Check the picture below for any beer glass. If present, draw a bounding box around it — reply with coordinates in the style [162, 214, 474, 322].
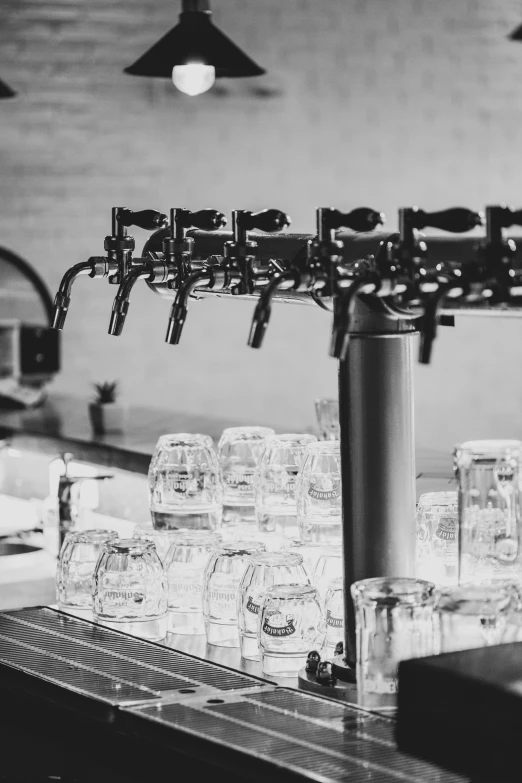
[93, 538, 168, 641]
[56, 529, 117, 613]
[296, 441, 342, 545]
[259, 583, 322, 676]
[133, 524, 182, 564]
[203, 541, 266, 647]
[148, 433, 223, 531]
[217, 426, 275, 526]
[237, 551, 309, 660]
[255, 433, 317, 540]
[314, 399, 340, 441]
[322, 577, 344, 658]
[455, 440, 522, 585]
[165, 531, 220, 635]
[415, 491, 458, 586]
[437, 584, 517, 652]
[311, 546, 343, 604]
[352, 577, 437, 713]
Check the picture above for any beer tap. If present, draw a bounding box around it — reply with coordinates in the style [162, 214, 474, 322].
[393, 207, 483, 364]
[109, 208, 226, 336]
[51, 207, 167, 330]
[249, 207, 384, 352]
[307, 208, 385, 361]
[165, 208, 291, 345]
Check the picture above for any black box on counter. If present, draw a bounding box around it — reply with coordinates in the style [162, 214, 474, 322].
[396, 643, 522, 782]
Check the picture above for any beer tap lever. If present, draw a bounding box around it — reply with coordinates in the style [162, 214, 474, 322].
[225, 209, 291, 295]
[164, 208, 227, 283]
[117, 209, 168, 231]
[410, 207, 483, 364]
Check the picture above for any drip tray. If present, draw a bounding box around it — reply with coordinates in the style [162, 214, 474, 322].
[0, 607, 464, 782]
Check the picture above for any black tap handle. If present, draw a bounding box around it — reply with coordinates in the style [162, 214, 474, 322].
[412, 207, 483, 233]
[488, 206, 522, 230]
[240, 209, 291, 233]
[183, 209, 227, 231]
[119, 209, 168, 231]
[323, 207, 385, 233]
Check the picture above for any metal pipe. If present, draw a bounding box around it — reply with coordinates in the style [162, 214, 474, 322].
[339, 320, 416, 667]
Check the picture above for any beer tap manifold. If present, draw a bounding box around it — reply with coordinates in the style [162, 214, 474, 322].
[110, 208, 226, 336]
[165, 208, 291, 345]
[51, 207, 168, 331]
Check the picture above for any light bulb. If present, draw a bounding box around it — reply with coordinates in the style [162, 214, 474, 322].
[172, 63, 215, 96]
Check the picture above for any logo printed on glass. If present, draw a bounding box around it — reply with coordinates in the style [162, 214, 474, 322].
[436, 517, 457, 541]
[308, 481, 340, 500]
[262, 611, 296, 637]
[225, 473, 254, 491]
[246, 595, 260, 614]
[326, 609, 343, 628]
[364, 675, 397, 694]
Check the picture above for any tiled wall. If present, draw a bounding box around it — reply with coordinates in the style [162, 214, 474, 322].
[2, 0, 522, 453]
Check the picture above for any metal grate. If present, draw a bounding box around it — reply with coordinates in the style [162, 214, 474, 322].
[0, 607, 263, 704]
[0, 608, 465, 783]
[127, 697, 465, 783]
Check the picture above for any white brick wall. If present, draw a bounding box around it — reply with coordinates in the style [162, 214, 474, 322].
[2, 0, 522, 451]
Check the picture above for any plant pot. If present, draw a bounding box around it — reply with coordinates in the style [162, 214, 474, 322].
[89, 402, 126, 435]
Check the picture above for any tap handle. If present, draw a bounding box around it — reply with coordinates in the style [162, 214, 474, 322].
[183, 209, 227, 232]
[321, 207, 385, 233]
[409, 207, 483, 233]
[487, 205, 522, 230]
[239, 209, 291, 234]
[119, 209, 168, 231]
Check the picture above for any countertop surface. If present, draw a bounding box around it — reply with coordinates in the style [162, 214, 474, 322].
[0, 392, 454, 478]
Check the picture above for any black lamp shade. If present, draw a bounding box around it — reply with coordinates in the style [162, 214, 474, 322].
[124, 12, 265, 78]
[0, 78, 16, 99]
[509, 22, 522, 40]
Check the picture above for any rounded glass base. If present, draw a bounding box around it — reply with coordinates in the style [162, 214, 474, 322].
[169, 610, 205, 636]
[94, 614, 168, 642]
[240, 634, 260, 660]
[205, 621, 240, 647]
[261, 651, 308, 677]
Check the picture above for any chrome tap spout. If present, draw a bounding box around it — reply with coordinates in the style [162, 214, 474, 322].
[165, 268, 214, 345]
[247, 270, 299, 349]
[52, 260, 95, 330]
[108, 262, 155, 336]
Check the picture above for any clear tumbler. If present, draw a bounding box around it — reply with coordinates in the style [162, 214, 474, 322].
[133, 524, 182, 564]
[296, 441, 342, 545]
[437, 583, 517, 652]
[311, 547, 343, 604]
[315, 399, 340, 441]
[203, 541, 266, 647]
[165, 531, 220, 635]
[455, 440, 522, 585]
[148, 433, 223, 531]
[237, 551, 309, 660]
[218, 426, 275, 526]
[93, 538, 168, 641]
[322, 577, 345, 658]
[352, 577, 437, 713]
[415, 491, 458, 586]
[255, 433, 317, 540]
[56, 529, 118, 614]
[259, 583, 322, 676]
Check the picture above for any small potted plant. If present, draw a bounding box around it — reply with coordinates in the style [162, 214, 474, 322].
[89, 381, 126, 434]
